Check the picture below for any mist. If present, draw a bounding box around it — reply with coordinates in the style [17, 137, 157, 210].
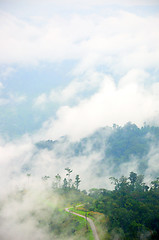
[0, 0, 159, 239]
[1, 123, 159, 239]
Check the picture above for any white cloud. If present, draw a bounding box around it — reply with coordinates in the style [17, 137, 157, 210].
[0, 10, 158, 77]
[36, 69, 159, 141]
[64, 0, 159, 7]
[0, 93, 26, 106]
[145, 144, 159, 182]
[0, 97, 8, 105]
[34, 93, 47, 108]
[34, 71, 104, 108]
[118, 69, 149, 87]
[49, 81, 81, 103]
[0, 0, 159, 192]
[9, 93, 26, 103]
[1, 0, 159, 11]
[0, 135, 34, 194]
[0, 82, 3, 89]
[0, 66, 16, 79]
[0, 75, 26, 105]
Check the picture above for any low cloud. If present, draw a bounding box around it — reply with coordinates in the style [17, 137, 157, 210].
[34, 93, 48, 108]
[34, 71, 104, 108]
[145, 145, 159, 180]
[8, 93, 26, 103]
[1, 122, 159, 194]
[0, 93, 26, 106]
[0, 2, 158, 239]
[0, 66, 16, 79]
[35, 69, 159, 141]
[0, 82, 3, 89]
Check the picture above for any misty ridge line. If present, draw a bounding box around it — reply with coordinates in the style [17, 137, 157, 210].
[34, 122, 159, 184]
[1, 121, 159, 195]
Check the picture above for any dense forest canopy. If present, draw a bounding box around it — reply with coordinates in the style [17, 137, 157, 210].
[87, 173, 159, 240]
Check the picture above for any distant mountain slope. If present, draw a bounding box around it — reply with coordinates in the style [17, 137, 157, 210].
[35, 122, 159, 178]
[106, 123, 159, 160]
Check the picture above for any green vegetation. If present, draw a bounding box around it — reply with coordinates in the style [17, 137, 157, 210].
[105, 123, 159, 173]
[2, 168, 159, 240]
[65, 212, 94, 240]
[46, 209, 93, 240]
[1, 187, 94, 240]
[87, 173, 159, 239]
[42, 167, 159, 239]
[69, 206, 109, 240]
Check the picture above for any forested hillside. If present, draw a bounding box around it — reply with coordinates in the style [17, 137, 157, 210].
[36, 122, 159, 178]
[87, 172, 159, 239]
[51, 170, 159, 239]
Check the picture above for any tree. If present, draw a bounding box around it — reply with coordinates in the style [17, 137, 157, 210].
[109, 177, 119, 190]
[110, 176, 129, 192]
[88, 174, 159, 239]
[118, 176, 129, 193]
[63, 178, 68, 188]
[65, 167, 73, 188]
[42, 176, 50, 181]
[55, 174, 61, 188]
[129, 172, 137, 186]
[142, 183, 149, 192]
[135, 174, 144, 191]
[75, 175, 81, 190]
[151, 177, 159, 190]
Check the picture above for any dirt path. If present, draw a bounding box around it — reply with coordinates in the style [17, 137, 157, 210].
[65, 207, 100, 240]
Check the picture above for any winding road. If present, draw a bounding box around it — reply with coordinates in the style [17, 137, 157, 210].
[65, 207, 100, 240]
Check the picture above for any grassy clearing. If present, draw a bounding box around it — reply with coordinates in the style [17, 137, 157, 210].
[70, 206, 110, 240]
[65, 210, 94, 240]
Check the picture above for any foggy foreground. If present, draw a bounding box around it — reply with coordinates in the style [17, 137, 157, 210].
[0, 158, 159, 239]
[0, 123, 159, 239]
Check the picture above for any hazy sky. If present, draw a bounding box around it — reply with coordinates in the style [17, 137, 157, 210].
[0, 0, 159, 140]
